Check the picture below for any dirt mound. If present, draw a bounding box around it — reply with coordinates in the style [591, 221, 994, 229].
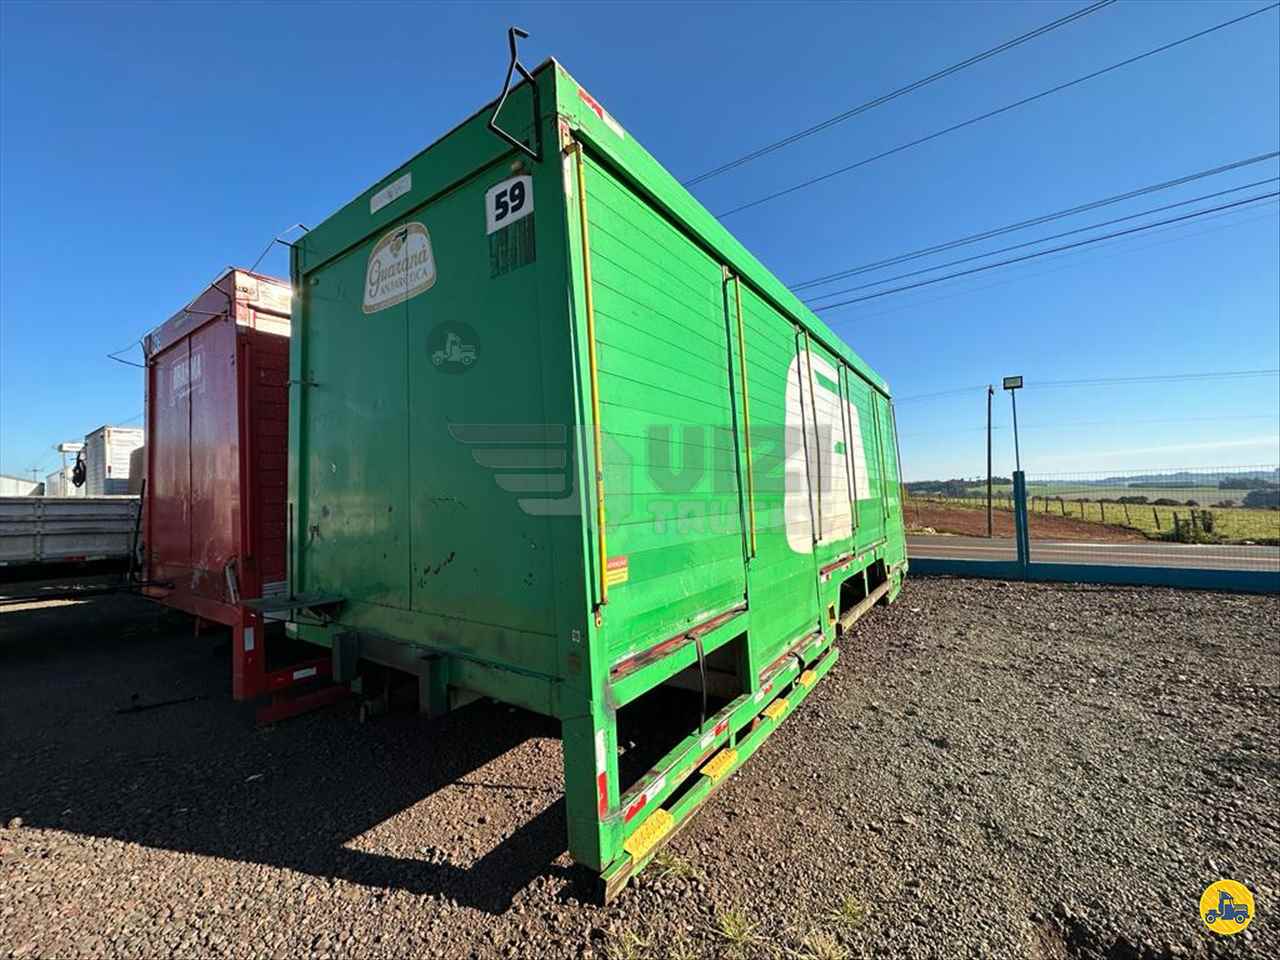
[907, 502, 1149, 542]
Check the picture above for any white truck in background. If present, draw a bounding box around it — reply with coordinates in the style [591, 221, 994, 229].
[81, 426, 144, 497]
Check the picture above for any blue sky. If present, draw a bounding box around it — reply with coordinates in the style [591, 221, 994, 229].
[1, 0, 1277, 482]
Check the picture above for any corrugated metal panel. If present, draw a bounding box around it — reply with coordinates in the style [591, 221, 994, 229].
[580, 151, 747, 658]
[249, 329, 290, 586]
[0, 496, 138, 564]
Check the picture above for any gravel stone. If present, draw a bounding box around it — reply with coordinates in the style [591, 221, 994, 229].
[1, 578, 1276, 958]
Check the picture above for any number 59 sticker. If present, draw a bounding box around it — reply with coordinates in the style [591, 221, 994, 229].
[485, 175, 533, 235]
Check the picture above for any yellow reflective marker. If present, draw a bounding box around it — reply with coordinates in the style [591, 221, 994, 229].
[624, 809, 674, 861]
[702, 748, 737, 783]
[798, 669, 817, 688]
[763, 698, 788, 720]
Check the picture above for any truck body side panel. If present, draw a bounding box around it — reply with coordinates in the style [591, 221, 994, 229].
[288, 59, 907, 888]
[295, 225, 413, 611]
[580, 151, 748, 660]
[404, 165, 556, 638]
[732, 283, 823, 666]
[188, 317, 241, 603]
[148, 342, 193, 585]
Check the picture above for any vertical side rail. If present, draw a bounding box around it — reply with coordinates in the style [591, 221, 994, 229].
[572, 142, 609, 610]
[563, 710, 616, 877]
[794, 329, 817, 544]
[803, 330, 822, 541]
[232, 606, 264, 702]
[869, 393, 880, 525]
[561, 135, 617, 878]
[733, 276, 756, 558]
[288, 242, 304, 606]
[143, 345, 154, 585]
[839, 366, 858, 535]
[1013, 470, 1030, 568]
[879, 397, 891, 524]
[233, 328, 262, 702]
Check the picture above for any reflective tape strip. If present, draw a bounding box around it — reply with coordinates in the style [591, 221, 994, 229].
[595, 730, 608, 817]
[701, 748, 737, 783]
[623, 795, 646, 822]
[623, 809, 673, 861]
[698, 718, 730, 750]
[622, 774, 666, 824]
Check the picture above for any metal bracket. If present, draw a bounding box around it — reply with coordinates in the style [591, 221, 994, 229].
[332, 631, 362, 683]
[488, 26, 542, 162]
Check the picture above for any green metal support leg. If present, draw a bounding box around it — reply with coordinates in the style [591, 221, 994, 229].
[561, 707, 613, 874]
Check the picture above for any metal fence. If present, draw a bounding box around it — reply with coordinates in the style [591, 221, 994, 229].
[905, 464, 1280, 592]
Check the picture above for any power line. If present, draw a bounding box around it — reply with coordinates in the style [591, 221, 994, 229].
[1034, 370, 1280, 389]
[896, 384, 990, 404]
[791, 151, 1280, 292]
[900, 414, 1280, 438]
[897, 370, 1280, 407]
[683, 0, 1117, 187]
[821, 203, 1280, 325]
[806, 176, 1280, 304]
[717, 3, 1280, 218]
[812, 190, 1280, 310]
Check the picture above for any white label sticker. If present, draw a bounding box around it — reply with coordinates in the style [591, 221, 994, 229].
[371, 173, 411, 214]
[485, 175, 533, 235]
[243, 627, 255, 653]
[363, 221, 437, 314]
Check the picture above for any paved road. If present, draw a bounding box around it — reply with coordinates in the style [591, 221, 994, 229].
[908, 535, 1280, 572]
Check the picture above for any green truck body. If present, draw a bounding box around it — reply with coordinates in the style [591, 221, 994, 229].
[288, 58, 906, 897]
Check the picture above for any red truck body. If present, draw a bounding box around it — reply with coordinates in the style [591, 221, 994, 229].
[143, 269, 327, 703]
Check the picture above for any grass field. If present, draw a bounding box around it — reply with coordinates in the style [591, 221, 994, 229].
[962, 482, 1257, 505]
[908, 494, 1280, 544]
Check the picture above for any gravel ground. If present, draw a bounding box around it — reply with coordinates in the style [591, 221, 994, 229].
[1, 578, 1276, 959]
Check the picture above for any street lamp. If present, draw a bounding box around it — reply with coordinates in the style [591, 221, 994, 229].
[1002, 375, 1024, 473]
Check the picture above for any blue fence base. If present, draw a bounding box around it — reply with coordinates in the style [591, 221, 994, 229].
[908, 557, 1279, 595]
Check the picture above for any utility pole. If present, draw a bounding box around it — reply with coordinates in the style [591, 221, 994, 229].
[986, 385, 994, 538]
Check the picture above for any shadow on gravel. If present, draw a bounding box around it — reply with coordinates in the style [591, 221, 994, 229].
[0, 591, 584, 914]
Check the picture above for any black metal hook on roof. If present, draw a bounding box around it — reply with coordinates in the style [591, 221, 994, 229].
[488, 26, 542, 162]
